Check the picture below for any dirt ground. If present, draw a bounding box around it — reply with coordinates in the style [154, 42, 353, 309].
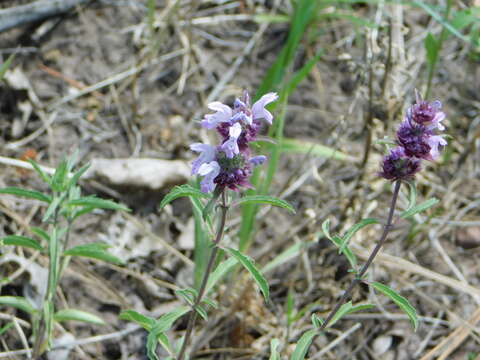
[0, 0, 480, 359]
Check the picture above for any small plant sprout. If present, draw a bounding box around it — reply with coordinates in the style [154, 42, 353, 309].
[121, 90, 295, 360]
[292, 93, 448, 358]
[0, 153, 129, 359]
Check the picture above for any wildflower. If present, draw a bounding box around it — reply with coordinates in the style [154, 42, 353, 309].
[380, 92, 447, 181]
[380, 147, 421, 181]
[191, 91, 278, 192]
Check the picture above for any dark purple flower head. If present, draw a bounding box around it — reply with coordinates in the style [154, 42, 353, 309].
[407, 91, 445, 131]
[192, 91, 278, 192]
[380, 147, 421, 181]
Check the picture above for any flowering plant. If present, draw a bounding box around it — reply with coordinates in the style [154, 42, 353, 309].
[191, 91, 278, 193]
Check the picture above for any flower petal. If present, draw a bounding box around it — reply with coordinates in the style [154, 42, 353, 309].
[190, 143, 216, 174]
[201, 102, 232, 129]
[198, 161, 220, 193]
[252, 92, 278, 124]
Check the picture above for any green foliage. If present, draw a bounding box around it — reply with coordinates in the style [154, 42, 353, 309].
[0, 322, 13, 336]
[226, 248, 270, 302]
[291, 329, 318, 360]
[159, 184, 211, 210]
[370, 282, 418, 331]
[68, 196, 130, 212]
[321, 219, 358, 270]
[119, 310, 155, 330]
[0, 296, 36, 314]
[232, 195, 295, 213]
[328, 301, 374, 327]
[311, 313, 324, 329]
[205, 257, 238, 294]
[0, 187, 51, 203]
[63, 243, 125, 265]
[0, 52, 14, 81]
[54, 309, 105, 325]
[340, 218, 379, 252]
[400, 198, 439, 219]
[2, 235, 43, 251]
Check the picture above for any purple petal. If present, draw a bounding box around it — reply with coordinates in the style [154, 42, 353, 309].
[249, 155, 267, 166]
[198, 161, 220, 193]
[252, 92, 279, 124]
[190, 143, 216, 174]
[426, 135, 447, 160]
[220, 123, 242, 158]
[201, 102, 232, 129]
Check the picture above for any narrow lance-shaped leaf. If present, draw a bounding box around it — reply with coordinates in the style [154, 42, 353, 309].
[370, 282, 418, 331]
[205, 257, 237, 294]
[328, 301, 375, 327]
[321, 219, 357, 270]
[68, 196, 130, 212]
[63, 242, 125, 265]
[226, 248, 270, 302]
[232, 195, 295, 213]
[0, 52, 15, 80]
[31, 227, 50, 243]
[0, 296, 36, 314]
[400, 198, 439, 219]
[54, 309, 105, 325]
[119, 310, 155, 330]
[28, 159, 51, 184]
[341, 218, 379, 252]
[291, 329, 318, 360]
[0, 187, 51, 203]
[2, 235, 43, 251]
[159, 184, 211, 210]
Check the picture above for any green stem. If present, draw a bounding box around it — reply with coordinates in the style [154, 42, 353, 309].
[177, 190, 229, 360]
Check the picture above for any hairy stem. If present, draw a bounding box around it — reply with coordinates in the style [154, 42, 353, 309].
[319, 180, 401, 331]
[177, 190, 229, 360]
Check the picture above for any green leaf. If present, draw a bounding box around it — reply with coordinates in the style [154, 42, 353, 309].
[2, 235, 43, 251]
[291, 329, 318, 360]
[425, 32, 439, 69]
[311, 313, 324, 329]
[51, 159, 69, 192]
[232, 195, 295, 214]
[0, 322, 13, 336]
[202, 186, 223, 220]
[0, 296, 36, 314]
[42, 195, 62, 222]
[27, 159, 51, 184]
[31, 227, 50, 243]
[329, 301, 375, 327]
[67, 163, 90, 189]
[0, 52, 15, 81]
[175, 288, 196, 306]
[201, 297, 218, 309]
[269, 338, 281, 360]
[68, 196, 130, 212]
[146, 306, 191, 360]
[63, 242, 125, 265]
[205, 257, 237, 294]
[400, 198, 439, 219]
[0, 187, 51, 203]
[370, 282, 418, 331]
[226, 248, 269, 302]
[119, 310, 156, 330]
[159, 184, 210, 210]
[341, 218, 379, 252]
[194, 304, 208, 321]
[54, 309, 105, 325]
[321, 219, 357, 270]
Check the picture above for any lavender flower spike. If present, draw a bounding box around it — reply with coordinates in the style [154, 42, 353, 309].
[408, 92, 446, 131]
[198, 161, 220, 193]
[252, 93, 279, 124]
[190, 143, 216, 175]
[220, 122, 242, 158]
[380, 147, 421, 181]
[201, 102, 232, 129]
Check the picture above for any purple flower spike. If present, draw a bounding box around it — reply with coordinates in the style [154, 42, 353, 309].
[250, 155, 267, 166]
[408, 92, 446, 131]
[425, 135, 448, 161]
[380, 147, 421, 181]
[252, 93, 279, 124]
[190, 143, 216, 174]
[220, 123, 242, 158]
[198, 161, 220, 193]
[202, 102, 232, 129]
